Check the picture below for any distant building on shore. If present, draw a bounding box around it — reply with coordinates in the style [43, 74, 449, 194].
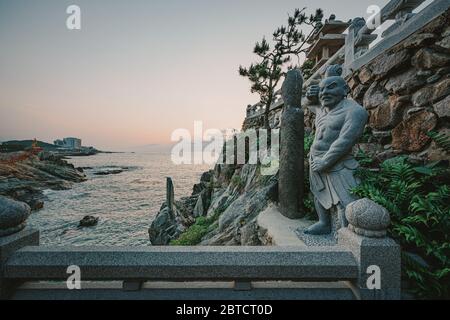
[54, 137, 82, 150]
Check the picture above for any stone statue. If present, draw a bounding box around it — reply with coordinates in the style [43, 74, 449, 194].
[279, 68, 304, 219]
[303, 65, 368, 235]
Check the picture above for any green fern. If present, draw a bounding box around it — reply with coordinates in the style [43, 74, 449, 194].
[427, 131, 450, 152]
[353, 156, 450, 299]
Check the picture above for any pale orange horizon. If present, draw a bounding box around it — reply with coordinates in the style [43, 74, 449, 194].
[0, 0, 389, 150]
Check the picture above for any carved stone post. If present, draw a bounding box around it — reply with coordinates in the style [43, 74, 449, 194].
[0, 195, 39, 299]
[279, 69, 304, 219]
[338, 198, 401, 300]
[166, 177, 175, 219]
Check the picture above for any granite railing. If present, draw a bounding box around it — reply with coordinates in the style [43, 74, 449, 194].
[0, 226, 400, 300]
[244, 0, 449, 121]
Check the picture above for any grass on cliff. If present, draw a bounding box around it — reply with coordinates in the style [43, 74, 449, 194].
[170, 211, 221, 246]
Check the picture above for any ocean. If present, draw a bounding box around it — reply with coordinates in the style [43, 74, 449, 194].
[27, 150, 212, 246]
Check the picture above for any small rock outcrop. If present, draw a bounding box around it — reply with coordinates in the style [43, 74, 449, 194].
[79, 215, 99, 227]
[0, 152, 87, 210]
[149, 158, 278, 246]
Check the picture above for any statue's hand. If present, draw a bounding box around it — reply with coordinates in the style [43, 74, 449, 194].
[306, 85, 320, 104]
[311, 158, 327, 173]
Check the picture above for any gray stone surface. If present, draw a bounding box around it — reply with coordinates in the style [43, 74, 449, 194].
[0, 227, 39, 264]
[304, 65, 368, 235]
[295, 230, 337, 247]
[345, 198, 390, 238]
[433, 95, 450, 118]
[256, 204, 312, 246]
[363, 81, 388, 109]
[347, 0, 450, 74]
[0, 196, 31, 237]
[411, 48, 450, 69]
[370, 49, 410, 78]
[11, 281, 357, 300]
[0, 227, 39, 299]
[384, 69, 426, 94]
[4, 246, 358, 282]
[338, 228, 401, 300]
[166, 177, 174, 216]
[279, 69, 304, 219]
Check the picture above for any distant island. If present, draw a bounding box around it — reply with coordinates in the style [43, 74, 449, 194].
[0, 137, 130, 212]
[0, 138, 115, 156]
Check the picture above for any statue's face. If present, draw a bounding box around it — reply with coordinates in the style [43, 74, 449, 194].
[319, 76, 347, 109]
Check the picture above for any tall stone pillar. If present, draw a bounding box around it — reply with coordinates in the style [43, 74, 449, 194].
[279, 69, 305, 219]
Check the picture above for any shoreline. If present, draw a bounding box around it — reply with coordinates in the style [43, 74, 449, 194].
[0, 151, 87, 211]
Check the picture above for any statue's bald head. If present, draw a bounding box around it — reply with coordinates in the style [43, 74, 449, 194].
[319, 75, 349, 109]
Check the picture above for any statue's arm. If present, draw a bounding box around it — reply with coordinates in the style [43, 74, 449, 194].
[303, 84, 320, 113]
[321, 108, 368, 170]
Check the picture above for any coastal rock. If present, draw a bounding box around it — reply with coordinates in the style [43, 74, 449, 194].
[436, 36, 450, 50]
[433, 95, 450, 118]
[401, 33, 435, 49]
[363, 82, 389, 109]
[193, 188, 212, 217]
[93, 169, 123, 176]
[432, 77, 450, 102]
[192, 170, 213, 195]
[358, 67, 372, 84]
[0, 195, 31, 237]
[369, 95, 406, 130]
[93, 167, 128, 176]
[411, 86, 434, 107]
[0, 152, 87, 210]
[352, 83, 369, 101]
[384, 69, 426, 94]
[376, 149, 401, 163]
[412, 48, 450, 69]
[148, 206, 180, 245]
[392, 110, 438, 152]
[370, 49, 410, 79]
[79, 215, 99, 227]
[428, 128, 450, 162]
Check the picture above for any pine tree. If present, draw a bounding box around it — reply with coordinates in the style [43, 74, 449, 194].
[239, 8, 323, 129]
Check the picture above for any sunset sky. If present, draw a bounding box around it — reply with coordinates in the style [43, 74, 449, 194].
[0, 0, 391, 150]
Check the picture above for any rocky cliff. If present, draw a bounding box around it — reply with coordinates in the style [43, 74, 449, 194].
[149, 12, 450, 247]
[0, 152, 87, 210]
[149, 161, 278, 245]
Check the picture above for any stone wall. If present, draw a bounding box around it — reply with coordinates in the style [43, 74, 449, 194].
[347, 11, 450, 163]
[242, 11, 450, 165]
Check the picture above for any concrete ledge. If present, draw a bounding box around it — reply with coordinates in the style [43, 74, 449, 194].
[12, 281, 356, 300]
[0, 228, 39, 299]
[0, 228, 39, 264]
[257, 205, 314, 246]
[4, 245, 358, 282]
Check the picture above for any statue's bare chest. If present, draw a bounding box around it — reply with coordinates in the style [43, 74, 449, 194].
[314, 109, 347, 145]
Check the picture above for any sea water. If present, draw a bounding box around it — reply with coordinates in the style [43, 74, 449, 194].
[27, 151, 211, 246]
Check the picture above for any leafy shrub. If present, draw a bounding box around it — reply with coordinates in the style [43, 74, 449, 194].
[427, 131, 450, 152]
[352, 156, 450, 299]
[170, 210, 222, 246]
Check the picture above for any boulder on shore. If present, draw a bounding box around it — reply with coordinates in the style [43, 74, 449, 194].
[79, 215, 99, 227]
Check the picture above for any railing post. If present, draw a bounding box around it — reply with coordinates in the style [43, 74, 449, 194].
[338, 199, 401, 300]
[0, 196, 39, 299]
[381, 0, 426, 38]
[0, 228, 40, 299]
